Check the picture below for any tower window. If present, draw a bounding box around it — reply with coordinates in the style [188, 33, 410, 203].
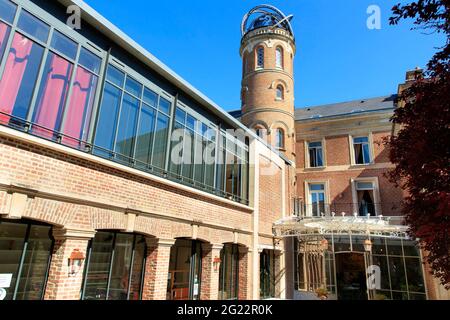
[275, 128, 285, 149]
[256, 46, 264, 69]
[276, 46, 283, 69]
[276, 85, 284, 100]
[254, 127, 266, 139]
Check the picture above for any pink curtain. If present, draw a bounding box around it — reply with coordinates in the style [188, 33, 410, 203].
[0, 34, 32, 124]
[62, 67, 98, 148]
[32, 53, 73, 138]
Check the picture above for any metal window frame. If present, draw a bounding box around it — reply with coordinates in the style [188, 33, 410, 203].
[81, 231, 147, 301]
[0, 218, 54, 301]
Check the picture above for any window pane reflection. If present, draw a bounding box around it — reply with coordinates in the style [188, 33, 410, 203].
[32, 52, 73, 139]
[0, 34, 44, 126]
[17, 10, 49, 43]
[82, 232, 146, 300]
[0, 220, 53, 301]
[0, 0, 17, 24]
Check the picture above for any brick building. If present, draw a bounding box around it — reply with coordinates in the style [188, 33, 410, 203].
[0, 0, 447, 301]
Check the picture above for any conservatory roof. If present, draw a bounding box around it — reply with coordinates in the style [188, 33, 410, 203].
[273, 215, 409, 239]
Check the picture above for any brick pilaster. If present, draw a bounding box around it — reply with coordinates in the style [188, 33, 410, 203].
[44, 228, 95, 300]
[200, 243, 223, 300]
[238, 246, 250, 300]
[142, 238, 175, 300]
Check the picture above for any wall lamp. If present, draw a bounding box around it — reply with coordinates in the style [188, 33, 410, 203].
[68, 249, 85, 277]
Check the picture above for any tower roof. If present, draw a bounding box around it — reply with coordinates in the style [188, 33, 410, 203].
[241, 5, 294, 38]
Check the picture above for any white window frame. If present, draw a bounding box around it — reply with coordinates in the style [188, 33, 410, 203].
[351, 177, 382, 216]
[304, 138, 326, 169]
[304, 180, 330, 217]
[349, 133, 374, 166]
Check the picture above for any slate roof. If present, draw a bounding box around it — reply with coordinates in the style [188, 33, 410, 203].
[294, 95, 397, 121]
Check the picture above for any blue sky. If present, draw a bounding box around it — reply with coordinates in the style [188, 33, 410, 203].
[84, 0, 445, 111]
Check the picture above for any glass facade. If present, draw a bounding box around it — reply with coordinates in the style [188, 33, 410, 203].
[0, 219, 54, 300]
[260, 249, 275, 299]
[81, 231, 147, 300]
[294, 235, 427, 300]
[0, 0, 249, 205]
[167, 239, 202, 300]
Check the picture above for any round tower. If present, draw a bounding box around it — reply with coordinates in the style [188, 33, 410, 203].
[240, 5, 296, 161]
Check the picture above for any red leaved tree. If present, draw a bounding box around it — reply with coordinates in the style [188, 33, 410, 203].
[387, 0, 450, 288]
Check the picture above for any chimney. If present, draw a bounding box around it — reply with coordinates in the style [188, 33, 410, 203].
[405, 67, 423, 82]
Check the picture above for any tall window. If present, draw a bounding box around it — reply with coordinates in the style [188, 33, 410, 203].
[82, 231, 147, 300]
[260, 249, 275, 298]
[254, 127, 265, 139]
[275, 128, 284, 149]
[61, 48, 101, 148]
[31, 30, 78, 139]
[0, 7, 102, 147]
[93, 64, 172, 171]
[275, 46, 283, 69]
[355, 181, 376, 216]
[220, 132, 249, 203]
[309, 183, 326, 216]
[308, 141, 324, 167]
[0, 219, 54, 300]
[169, 106, 216, 189]
[256, 46, 264, 69]
[219, 244, 240, 300]
[0, 12, 47, 127]
[353, 136, 371, 164]
[276, 85, 284, 100]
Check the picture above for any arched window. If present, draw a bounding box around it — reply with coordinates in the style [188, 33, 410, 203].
[256, 46, 264, 69]
[276, 46, 283, 69]
[276, 85, 284, 100]
[275, 128, 285, 149]
[254, 126, 265, 139]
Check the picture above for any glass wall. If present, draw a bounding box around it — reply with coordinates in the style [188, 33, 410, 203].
[294, 235, 427, 300]
[93, 64, 172, 171]
[0, 0, 250, 204]
[169, 105, 217, 190]
[167, 239, 202, 300]
[371, 238, 426, 300]
[0, 218, 54, 300]
[219, 244, 239, 300]
[81, 231, 147, 300]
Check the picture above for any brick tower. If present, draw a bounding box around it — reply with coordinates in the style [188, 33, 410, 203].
[240, 5, 296, 162]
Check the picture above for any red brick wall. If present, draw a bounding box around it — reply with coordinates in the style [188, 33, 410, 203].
[259, 157, 283, 234]
[0, 136, 252, 239]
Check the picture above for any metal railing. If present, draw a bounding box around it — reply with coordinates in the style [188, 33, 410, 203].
[292, 199, 403, 218]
